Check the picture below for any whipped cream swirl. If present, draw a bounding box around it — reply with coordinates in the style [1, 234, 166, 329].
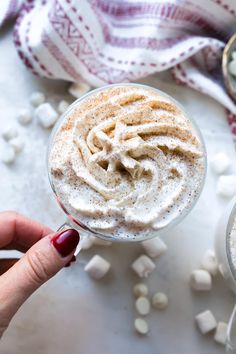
[49, 85, 205, 240]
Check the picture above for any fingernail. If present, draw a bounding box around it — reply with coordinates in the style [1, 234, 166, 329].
[51, 229, 80, 257]
[65, 255, 76, 268]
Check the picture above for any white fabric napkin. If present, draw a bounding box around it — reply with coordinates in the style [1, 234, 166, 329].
[1, 0, 236, 141]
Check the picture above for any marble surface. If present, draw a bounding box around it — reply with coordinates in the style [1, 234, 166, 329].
[0, 24, 236, 354]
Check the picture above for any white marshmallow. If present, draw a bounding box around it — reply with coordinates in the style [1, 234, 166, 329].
[152, 292, 168, 310]
[232, 51, 236, 60]
[214, 322, 228, 345]
[9, 137, 24, 153]
[131, 255, 156, 278]
[2, 127, 18, 141]
[133, 283, 149, 298]
[141, 237, 167, 258]
[80, 235, 94, 250]
[90, 236, 112, 247]
[190, 269, 212, 291]
[17, 109, 32, 125]
[201, 250, 218, 276]
[229, 60, 236, 76]
[68, 82, 91, 98]
[217, 175, 236, 198]
[135, 297, 150, 316]
[57, 100, 70, 114]
[35, 103, 58, 128]
[195, 310, 217, 334]
[30, 92, 45, 107]
[134, 318, 149, 335]
[1, 146, 16, 165]
[210, 152, 231, 174]
[84, 255, 110, 280]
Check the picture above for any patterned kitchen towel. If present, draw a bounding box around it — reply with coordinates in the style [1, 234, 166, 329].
[1, 0, 236, 139]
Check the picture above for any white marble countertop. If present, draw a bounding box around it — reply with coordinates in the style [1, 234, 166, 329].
[0, 24, 236, 354]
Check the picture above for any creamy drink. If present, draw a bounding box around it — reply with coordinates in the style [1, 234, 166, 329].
[215, 197, 236, 292]
[49, 84, 205, 240]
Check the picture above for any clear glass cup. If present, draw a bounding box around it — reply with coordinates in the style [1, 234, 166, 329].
[215, 196, 236, 352]
[47, 83, 206, 244]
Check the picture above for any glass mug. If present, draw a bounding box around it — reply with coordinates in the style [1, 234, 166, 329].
[215, 196, 236, 353]
[47, 83, 206, 247]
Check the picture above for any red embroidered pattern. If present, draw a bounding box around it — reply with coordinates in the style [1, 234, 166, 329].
[48, 0, 134, 83]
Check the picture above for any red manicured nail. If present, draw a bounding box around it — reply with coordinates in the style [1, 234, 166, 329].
[51, 229, 80, 258]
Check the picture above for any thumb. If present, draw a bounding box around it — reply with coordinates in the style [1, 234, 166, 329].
[0, 229, 80, 336]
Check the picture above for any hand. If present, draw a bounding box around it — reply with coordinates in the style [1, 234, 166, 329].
[0, 211, 80, 338]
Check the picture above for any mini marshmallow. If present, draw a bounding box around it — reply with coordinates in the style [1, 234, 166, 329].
[152, 292, 168, 310]
[84, 255, 110, 280]
[190, 269, 212, 291]
[9, 137, 24, 153]
[214, 322, 228, 345]
[135, 297, 150, 316]
[30, 92, 45, 107]
[217, 175, 236, 198]
[201, 250, 218, 276]
[210, 152, 231, 174]
[35, 103, 58, 128]
[229, 60, 236, 76]
[1, 146, 16, 165]
[17, 109, 32, 125]
[80, 236, 94, 250]
[195, 310, 217, 334]
[141, 237, 167, 258]
[68, 82, 91, 98]
[131, 255, 156, 278]
[57, 100, 69, 114]
[90, 236, 112, 247]
[134, 318, 149, 335]
[133, 283, 149, 298]
[2, 127, 18, 141]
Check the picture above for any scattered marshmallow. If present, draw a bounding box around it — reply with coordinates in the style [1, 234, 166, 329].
[229, 60, 236, 76]
[9, 137, 24, 153]
[131, 255, 156, 278]
[68, 82, 91, 98]
[135, 297, 150, 316]
[195, 310, 217, 334]
[2, 127, 18, 141]
[133, 283, 149, 298]
[190, 269, 212, 291]
[1, 146, 16, 165]
[214, 322, 228, 345]
[210, 152, 231, 174]
[34, 103, 58, 128]
[141, 237, 167, 258]
[30, 92, 45, 107]
[217, 175, 236, 198]
[201, 250, 218, 276]
[17, 108, 32, 125]
[80, 235, 94, 250]
[134, 318, 149, 335]
[57, 100, 70, 114]
[90, 236, 112, 247]
[84, 255, 110, 280]
[152, 292, 168, 310]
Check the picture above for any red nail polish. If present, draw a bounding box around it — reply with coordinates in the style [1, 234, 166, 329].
[51, 229, 80, 258]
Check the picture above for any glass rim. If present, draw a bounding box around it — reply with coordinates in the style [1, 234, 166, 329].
[47, 82, 207, 242]
[226, 200, 236, 280]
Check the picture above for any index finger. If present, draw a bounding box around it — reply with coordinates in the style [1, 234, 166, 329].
[0, 211, 52, 252]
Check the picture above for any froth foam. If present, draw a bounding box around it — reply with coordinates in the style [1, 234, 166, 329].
[49, 85, 205, 240]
